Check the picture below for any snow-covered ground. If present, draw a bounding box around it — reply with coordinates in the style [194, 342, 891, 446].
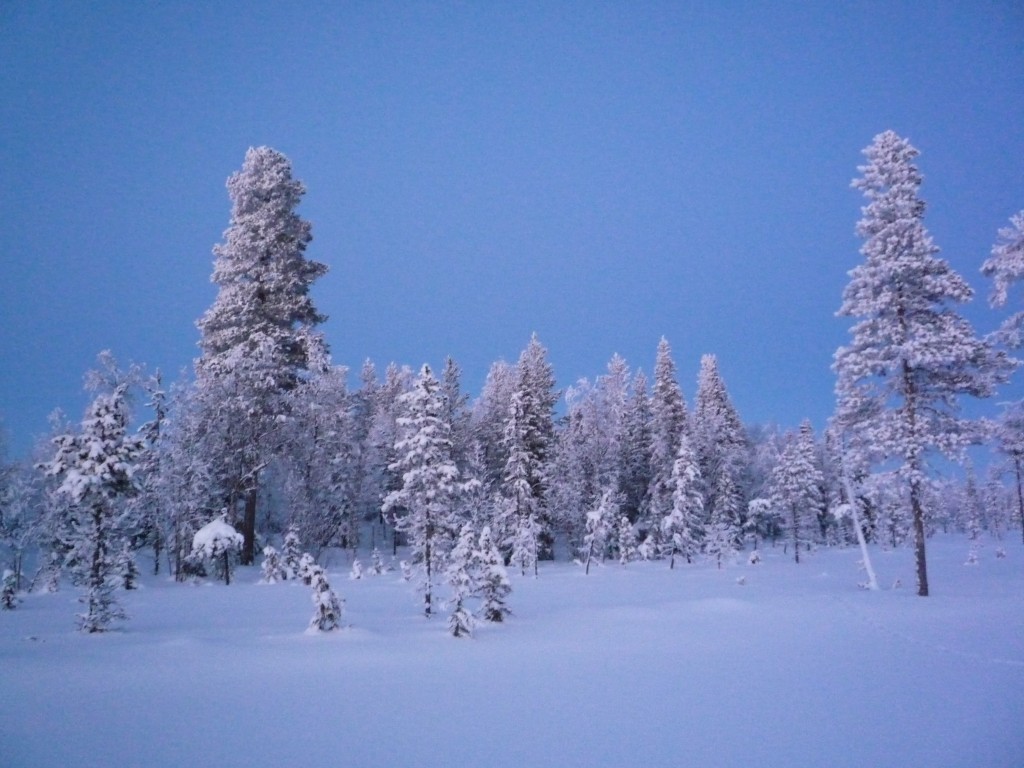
[2, 536, 1022, 768]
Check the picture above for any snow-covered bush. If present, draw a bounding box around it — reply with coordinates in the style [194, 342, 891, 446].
[2, 569, 18, 610]
[189, 516, 243, 585]
[307, 565, 343, 632]
[260, 546, 288, 584]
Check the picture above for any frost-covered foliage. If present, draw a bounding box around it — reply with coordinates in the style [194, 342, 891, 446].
[42, 370, 144, 632]
[981, 210, 1024, 346]
[189, 516, 243, 585]
[307, 564, 343, 632]
[833, 130, 1011, 595]
[382, 365, 461, 617]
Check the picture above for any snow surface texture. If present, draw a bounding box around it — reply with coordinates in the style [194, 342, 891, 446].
[1, 536, 1022, 768]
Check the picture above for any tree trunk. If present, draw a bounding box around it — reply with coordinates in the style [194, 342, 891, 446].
[910, 477, 929, 596]
[1015, 456, 1024, 547]
[241, 486, 257, 565]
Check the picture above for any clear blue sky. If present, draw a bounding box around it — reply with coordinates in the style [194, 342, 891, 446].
[2, 2, 1022, 457]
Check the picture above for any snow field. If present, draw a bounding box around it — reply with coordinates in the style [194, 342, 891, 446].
[1, 536, 1022, 768]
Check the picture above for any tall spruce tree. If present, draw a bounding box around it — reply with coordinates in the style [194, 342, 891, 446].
[646, 338, 689, 551]
[382, 365, 460, 617]
[833, 130, 1010, 595]
[693, 354, 748, 522]
[195, 146, 328, 565]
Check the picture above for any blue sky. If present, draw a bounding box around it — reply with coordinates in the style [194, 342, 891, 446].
[2, 2, 1022, 457]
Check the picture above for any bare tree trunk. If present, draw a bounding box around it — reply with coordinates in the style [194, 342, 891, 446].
[910, 477, 929, 596]
[241, 486, 257, 565]
[1015, 456, 1024, 547]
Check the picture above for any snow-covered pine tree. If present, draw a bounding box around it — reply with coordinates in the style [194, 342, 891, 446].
[693, 354, 748, 523]
[645, 338, 689, 554]
[189, 515, 244, 585]
[990, 401, 1024, 545]
[768, 422, 823, 564]
[661, 433, 703, 568]
[43, 376, 144, 632]
[445, 523, 477, 637]
[195, 146, 329, 565]
[440, 356, 473, 474]
[499, 390, 542, 572]
[1, 569, 17, 610]
[582, 487, 616, 574]
[513, 335, 559, 559]
[307, 564, 343, 632]
[475, 525, 511, 622]
[834, 130, 1011, 595]
[382, 365, 460, 618]
[617, 515, 639, 565]
[260, 545, 287, 583]
[981, 210, 1024, 346]
[281, 526, 302, 579]
[471, 359, 517, 491]
[705, 469, 741, 569]
[619, 370, 653, 524]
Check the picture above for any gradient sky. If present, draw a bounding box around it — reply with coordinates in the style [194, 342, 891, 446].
[2, 2, 1023, 457]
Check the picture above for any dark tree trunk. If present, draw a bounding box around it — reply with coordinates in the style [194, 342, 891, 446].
[1015, 456, 1024, 547]
[910, 477, 929, 597]
[241, 486, 257, 565]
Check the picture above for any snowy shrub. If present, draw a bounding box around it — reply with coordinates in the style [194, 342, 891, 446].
[260, 546, 288, 584]
[307, 565, 343, 632]
[281, 527, 302, 579]
[2, 569, 18, 610]
[617, 516, 638, 565]
[189, 516, 243, 585]
[370, 548, 386, 575]
[349, 559, 363, 580]
[297, 553, 317, 585]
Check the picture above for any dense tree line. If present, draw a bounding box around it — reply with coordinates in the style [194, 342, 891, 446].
[2, 132, 1023, 633]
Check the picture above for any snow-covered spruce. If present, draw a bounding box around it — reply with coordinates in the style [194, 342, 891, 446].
[768, 421, 823, 564]
[617, 515, 638, 565]
[189, 515, 244, 585]
[661, 434, 703, 569]
[445, 523, 477, 637]
[981, 209, 1024, 346]
[349, 559, 364, 580]
[582, 489, 615, 574]
[833, 130, 1011, 596]
[2, 569, 17, 610]
[382, 364, 461, 618]
[42, 374, 144, 632]
[194, 147, 329, 567]
[281, 527, 302, 579]
[260, 546, 288, 584]
[307, 564, 343, 632]
[475, 525, 511, 623]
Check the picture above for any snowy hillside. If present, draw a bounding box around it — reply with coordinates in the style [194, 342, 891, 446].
[2, 535, 1022, 768]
